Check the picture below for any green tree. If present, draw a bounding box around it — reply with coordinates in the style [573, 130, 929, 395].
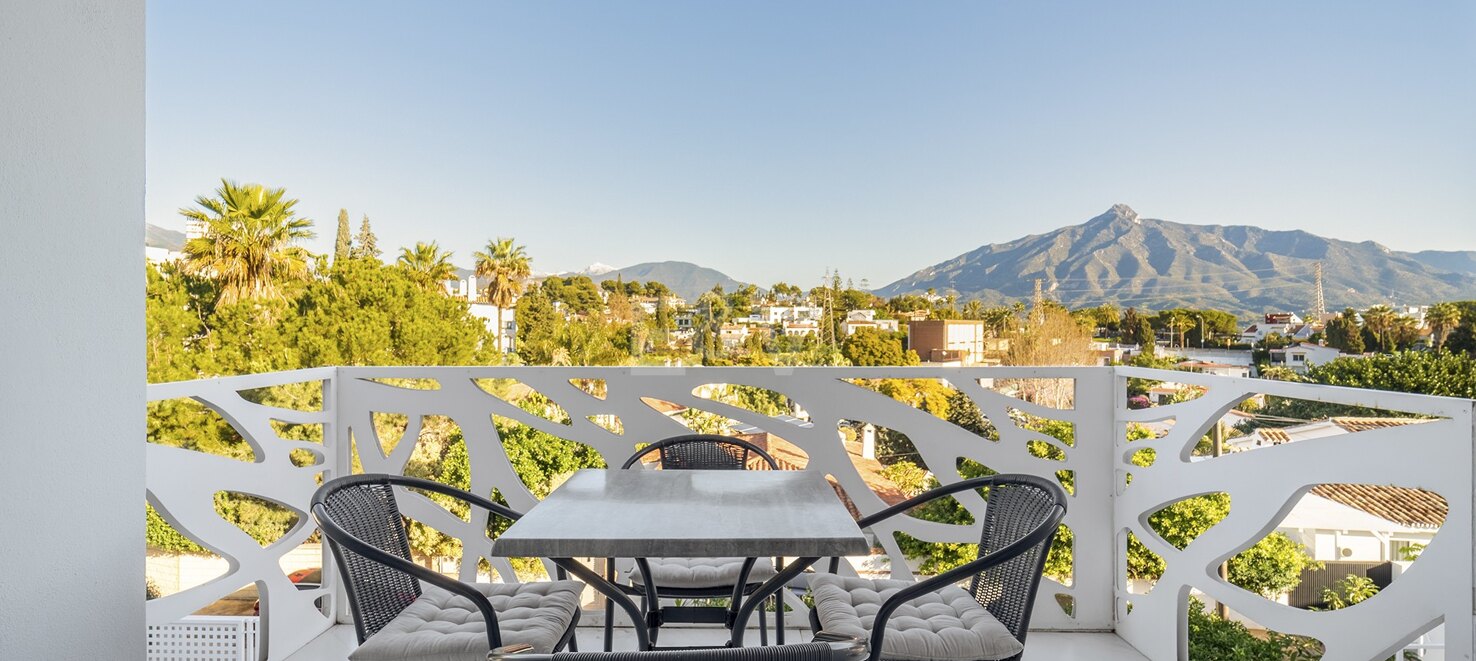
[1427, 302, 1462, 350]
[841, 328, 917, 366]
[397, 241, 457, 291]
[334, 208, 352, 263]
[180, 179, 315, 305]
[1362, 304, 1397, 352]
[1121, 307, 1155, 349]
[1324, 308, 1364, 354]
[290, 258, 492, 367]
[1320, 574, 1379, 609]
[541, 276, 604, 316]
[515, 288, 562, 361]
[352, 214, 380, 260]
[1227, 532, 1320, 597]
[474, 237, 532, 355]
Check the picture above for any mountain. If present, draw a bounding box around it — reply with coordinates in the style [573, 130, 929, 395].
[591, 261, 748, 300]
[1410, 250, 1476, 277]
[579, 262, 618, 276]
[875, 204, 1476, 317]
[146, 223, 186, 251]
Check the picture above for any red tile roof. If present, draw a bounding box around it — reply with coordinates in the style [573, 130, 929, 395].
[1310, 483, 1447, 528]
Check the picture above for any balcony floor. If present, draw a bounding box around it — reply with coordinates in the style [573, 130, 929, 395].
[284, 624, 1148, 660]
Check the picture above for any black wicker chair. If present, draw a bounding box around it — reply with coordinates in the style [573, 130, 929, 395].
[807, 474, 1066, 661]
[603, 435, 785, 650]
[491, 634, 866, 661]
[311, 474, 583, 658]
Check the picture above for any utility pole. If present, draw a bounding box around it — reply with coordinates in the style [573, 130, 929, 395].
[1311, 262, 1326, 323]
[1032, 278, 1044, 325]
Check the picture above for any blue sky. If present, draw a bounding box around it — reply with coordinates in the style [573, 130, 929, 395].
[147, 1, 1475, 288]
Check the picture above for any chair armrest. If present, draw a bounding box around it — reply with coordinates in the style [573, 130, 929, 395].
[313, 502, 508, 649]
[822, 476, 1003, 575]
[385, 474, 524, 523]
[855, 475, 1002, 529]
[865, 502, 1064, 659]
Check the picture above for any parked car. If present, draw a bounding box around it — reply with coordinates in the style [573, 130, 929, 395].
[253, 568, 321, 616]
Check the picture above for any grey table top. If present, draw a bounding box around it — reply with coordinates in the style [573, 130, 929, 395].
[493, 469, 871, 558]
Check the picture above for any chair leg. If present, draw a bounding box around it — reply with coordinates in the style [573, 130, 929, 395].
[603, 561, 615, 652]
[562, 609, 581, 652]
[775, 591, 785, 645]
[759, 599, 768, 646]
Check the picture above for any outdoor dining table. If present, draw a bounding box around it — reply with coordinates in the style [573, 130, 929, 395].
[493, 468, 872, 650]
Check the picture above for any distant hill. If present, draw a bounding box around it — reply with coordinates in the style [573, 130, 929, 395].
[1410, 250, 1476, 277]
[875, 204, 1476, 317]
[449, 260, 748, 301]
[591, 261, 748, 300]
[146, 223, 186, 251]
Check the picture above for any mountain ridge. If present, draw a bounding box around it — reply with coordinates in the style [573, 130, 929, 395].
[875, 205, 1476, 316]
[589, 261, 748, 300]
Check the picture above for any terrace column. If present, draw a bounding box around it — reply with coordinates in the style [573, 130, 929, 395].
[0, 1, 145, 658]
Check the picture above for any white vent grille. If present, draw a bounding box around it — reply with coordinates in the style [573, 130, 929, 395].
[146, 616, 259, 661]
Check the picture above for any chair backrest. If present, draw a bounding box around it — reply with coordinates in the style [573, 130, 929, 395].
[621, 434, 778, 471]
[968, 475, 1065, 642]
[313, 475, 421, 643]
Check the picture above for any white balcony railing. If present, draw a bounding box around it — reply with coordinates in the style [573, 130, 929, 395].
[145, 366, 1475, 660]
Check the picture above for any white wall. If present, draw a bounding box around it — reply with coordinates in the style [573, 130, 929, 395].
[0, 1, 145, 658]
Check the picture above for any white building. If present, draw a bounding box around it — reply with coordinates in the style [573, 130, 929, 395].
[468, 303, 516, 352]
[1240, 312, 1306, 343]
[718, 324, 751, 348]
[782, 320, 820, 337]
[842, 309, 900, 335]
[1269, 342, 1346, 373]
[759, 305, 824, 324]
[145, 246, 183, 263]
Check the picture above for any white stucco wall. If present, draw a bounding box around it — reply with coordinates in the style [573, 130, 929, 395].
[0, 1, 145, 658]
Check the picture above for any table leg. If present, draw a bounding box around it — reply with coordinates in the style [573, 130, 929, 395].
[774, 556, 785, 645]
[551, 558, 651, 651]
[729, 556, 818, 648]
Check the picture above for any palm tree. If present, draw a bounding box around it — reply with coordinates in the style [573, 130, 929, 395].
[397, 241, 458, 292]
[473, 237, 532, 353]
[180, 179, 315, 305]
[1427, 302, 1462, 349]
[1361, 305, 1396, 352]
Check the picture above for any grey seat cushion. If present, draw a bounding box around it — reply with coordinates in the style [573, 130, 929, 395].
[350, 580, 582, 661]
[809, 574, 1023, 661]
[628, 557, 777, 589]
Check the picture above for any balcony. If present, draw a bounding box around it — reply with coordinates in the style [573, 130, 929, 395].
[145, 366, 1475, 660]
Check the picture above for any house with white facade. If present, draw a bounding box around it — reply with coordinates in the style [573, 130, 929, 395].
[759, 305, 824, 324]
[718, 324, 751, 348]
[842, 309, 900, 335]
[468, 303, 516, 352]
[1268, 342, 1346, 373]
[1239, 312, 1306, 343]
[782, 320, 820, 337]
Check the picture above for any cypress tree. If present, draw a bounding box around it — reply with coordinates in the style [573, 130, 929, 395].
[353, 214, 380, 260]
[334, 208, 352, 262]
